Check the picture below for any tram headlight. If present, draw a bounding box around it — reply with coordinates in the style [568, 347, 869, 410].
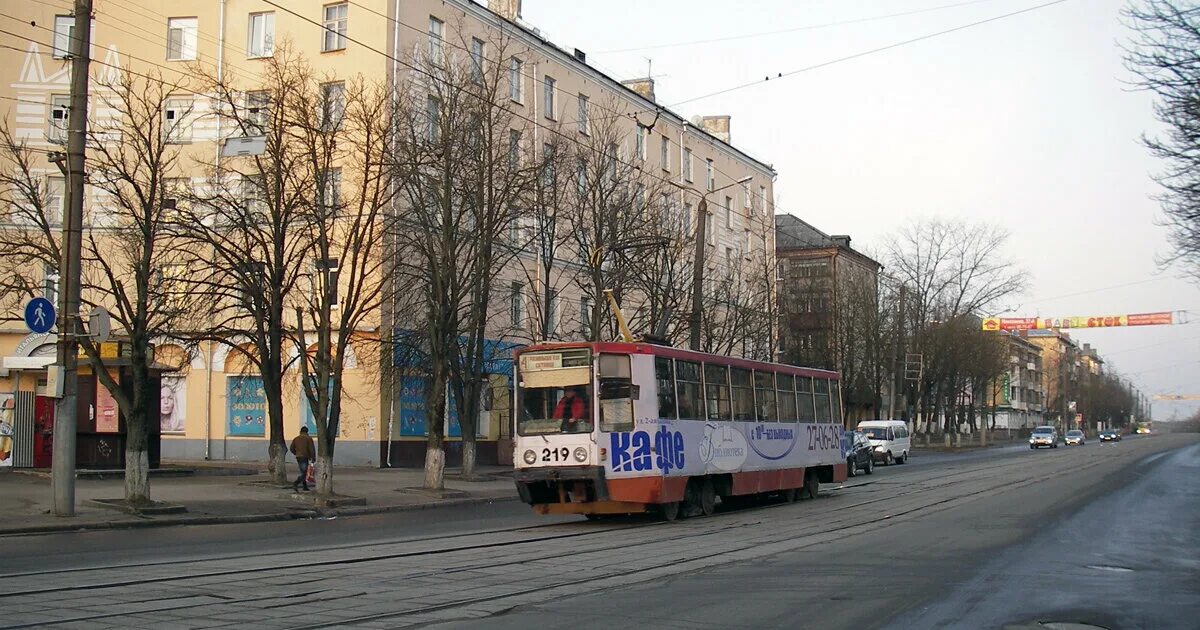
[573, 447, 588, 463]
[522, 449, 537, 465]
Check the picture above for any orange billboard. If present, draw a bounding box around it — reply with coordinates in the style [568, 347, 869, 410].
[982, 312, 1173, 331]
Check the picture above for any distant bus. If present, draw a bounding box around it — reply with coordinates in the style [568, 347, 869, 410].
[512, 342, 848, 520]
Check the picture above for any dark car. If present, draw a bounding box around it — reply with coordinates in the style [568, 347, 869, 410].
[845, 431, 874, 477]
[1099, 429, 1122, 442]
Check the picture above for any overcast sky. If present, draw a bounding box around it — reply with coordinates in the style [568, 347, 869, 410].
[524, 0, 1200, 421]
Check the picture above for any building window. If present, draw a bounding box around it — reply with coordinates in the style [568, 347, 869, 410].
[244, 90, 270, 135]
[546, 288, 558, 337]
[705, 211, 714, 245]
[315, 258, 339, 308]
[683, 202, 692, 235]
[43, 263, 60, 306]
[508, 129, 521, 169]
[247, 12, 275, 58]
[157, 263, 189, 312]
[510, 282, 524, 328]
[48, 95, 69, 143]
[725, 247, 733, 275]
[683, 147, 692, 182]
[470, 38, 484, 84]
[320, 82, 345, 131]
[46, 177, 65, 224]
[576, 159, 587, 199]
[725, 195, 733, 229]
[746, 228, 753, 255]
[318, 168, 341, 216]
[426, 95, 440, 141]
[579, 296, 592, 336]
[163, 96, 193, 143]
[661, 136, 670, 172]
[53, 16, 74, 59]
[706, 158, 714, 191]
[166, 17, 198, 61]
[742, 181, 751, 210]
[577, 93, 589, 135]
[635, 125, 646, 161]
[509, 57, 523, 103]
[759, 185, 768, 214]
[322, 3, 348, 52]
[427, 16, 444, 66]
[544, 76, 557, 120]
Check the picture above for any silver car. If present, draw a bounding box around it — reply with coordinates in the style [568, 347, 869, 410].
[1065, 429, 1085, 446]
[1029, 426, 1059, 449]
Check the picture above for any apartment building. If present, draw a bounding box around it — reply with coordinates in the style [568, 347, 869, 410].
[0, 0, 777, 467]
[985, 332, 1045, 430]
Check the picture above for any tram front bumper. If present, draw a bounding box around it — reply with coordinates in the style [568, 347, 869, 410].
[513, 465, 610, 505]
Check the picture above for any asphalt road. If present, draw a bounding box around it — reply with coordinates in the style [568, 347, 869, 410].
[0, 434, 1194, 629]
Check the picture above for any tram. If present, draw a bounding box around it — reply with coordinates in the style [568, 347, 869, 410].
[512, 341, 847, 520]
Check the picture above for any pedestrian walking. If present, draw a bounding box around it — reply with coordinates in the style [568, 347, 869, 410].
[290, 426, 316, 491]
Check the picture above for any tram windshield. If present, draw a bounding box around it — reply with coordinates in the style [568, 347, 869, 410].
[519, 385, 593, 435]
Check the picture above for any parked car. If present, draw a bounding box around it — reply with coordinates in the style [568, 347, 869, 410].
[1064, 429, 1086, 446]
[845, 431, 874, 477]
[857, 420, 911, 465]
[1099, 429, 1122, 442]
[1029, 425, 1059, 449]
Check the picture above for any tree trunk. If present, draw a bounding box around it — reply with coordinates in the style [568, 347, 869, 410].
[462, 439, 476, 478]
[423, 444, 445, 490]
[316, 453, 334, 496]
[268, 442, 288, 486]
[125, 448, 150, 506]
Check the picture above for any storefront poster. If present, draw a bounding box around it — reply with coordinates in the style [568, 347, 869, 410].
[398, 376, 482, 438]
[301, 377, 334, 436]
[160, 375, 186, 434]
[226, 375, 266, 437]
[96, 370, 120, 433]
[0, 394, 13, 467]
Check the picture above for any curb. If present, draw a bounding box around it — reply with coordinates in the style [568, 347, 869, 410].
[0, 494, 520, 536]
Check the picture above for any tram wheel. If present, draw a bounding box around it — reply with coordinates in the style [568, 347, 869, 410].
[698, 478, 716, 516]
[802, 470, 820, 500]
[659, 501, 681, 521]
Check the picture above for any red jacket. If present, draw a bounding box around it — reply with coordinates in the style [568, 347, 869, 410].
[553, 394, 587, 421]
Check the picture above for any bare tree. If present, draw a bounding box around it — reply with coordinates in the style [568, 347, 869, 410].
[0, 127, 63, 318]
[176, 45, 322, 485]
[77, 69, 199, 505]
[1123, 1, 1200, 277]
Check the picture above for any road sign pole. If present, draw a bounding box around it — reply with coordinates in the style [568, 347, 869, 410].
[51, 0, 93, 517]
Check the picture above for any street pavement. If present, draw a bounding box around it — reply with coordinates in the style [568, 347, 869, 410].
[0, 434, 1193, 629]
[0, 462, 518, 535]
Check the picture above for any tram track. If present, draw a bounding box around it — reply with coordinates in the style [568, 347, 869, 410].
[0, 441, 1164, 629]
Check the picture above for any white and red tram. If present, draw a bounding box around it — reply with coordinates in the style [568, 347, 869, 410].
[512, 342, 848, 519]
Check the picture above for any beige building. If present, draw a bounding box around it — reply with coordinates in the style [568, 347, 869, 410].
[0, 0, 777, 467]
[984, 332, 1045, 430]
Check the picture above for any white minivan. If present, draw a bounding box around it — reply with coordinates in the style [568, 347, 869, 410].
[856, 420, 911, 465]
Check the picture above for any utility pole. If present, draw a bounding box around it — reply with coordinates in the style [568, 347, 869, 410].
[887, 283, 906, 420]
[688, 196, 708, 351]
[51, 0, 93, 517]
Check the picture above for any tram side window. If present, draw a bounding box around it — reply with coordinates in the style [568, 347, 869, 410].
[731, 367, 753, 421]
[754, 371, 776, 422]
[598, 353, 636, 432]
[797, 376, 816, 422]
[704, 363, 731, 420]
[655, 357, 677, 420]
[813, 378, 832, 423]
[676, 360, 703, 419]
[830, 380, 843, 425]
[776, 373, 797, 422]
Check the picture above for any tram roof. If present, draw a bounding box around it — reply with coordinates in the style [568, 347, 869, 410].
[516, 342, 840, 379]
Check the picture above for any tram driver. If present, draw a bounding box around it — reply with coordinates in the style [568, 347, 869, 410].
[553, 387, 589, 433]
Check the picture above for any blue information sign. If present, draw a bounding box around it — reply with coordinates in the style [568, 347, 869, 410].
[24, 297, 55, 334]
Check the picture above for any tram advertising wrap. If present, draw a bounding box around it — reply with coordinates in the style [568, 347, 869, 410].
[605, 418, 843, 478]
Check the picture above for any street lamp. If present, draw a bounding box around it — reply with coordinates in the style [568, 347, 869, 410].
[669, 175, 753, 351]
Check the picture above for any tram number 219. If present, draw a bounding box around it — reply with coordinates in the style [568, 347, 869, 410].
[541, 447, 571, 462]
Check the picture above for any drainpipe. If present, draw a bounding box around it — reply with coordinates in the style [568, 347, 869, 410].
[205, 0, 227, 460]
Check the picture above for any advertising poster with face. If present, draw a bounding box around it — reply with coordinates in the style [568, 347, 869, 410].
[0, 394, 14, 467]
[161, 375, 186, 434]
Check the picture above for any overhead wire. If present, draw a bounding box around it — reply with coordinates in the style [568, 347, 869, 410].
[593, 0, 1010, 54]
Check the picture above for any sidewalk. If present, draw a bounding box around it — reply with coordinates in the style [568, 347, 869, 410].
[0, 460, 519, 535]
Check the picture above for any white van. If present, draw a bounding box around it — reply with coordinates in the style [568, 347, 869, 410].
[856, 420, 911, 465]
